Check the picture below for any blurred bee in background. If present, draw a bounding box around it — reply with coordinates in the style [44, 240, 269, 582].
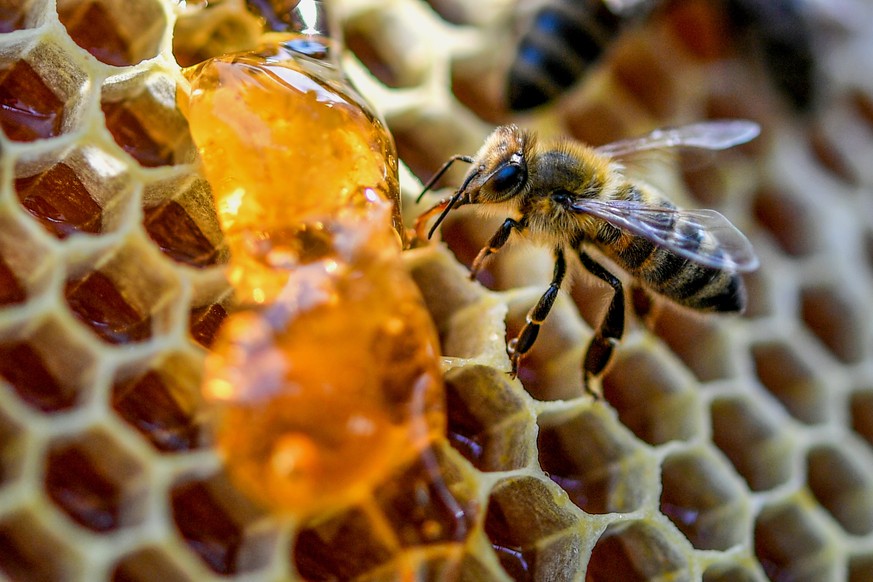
[416, 120, 760, 396]
[507, 0, 817, 112]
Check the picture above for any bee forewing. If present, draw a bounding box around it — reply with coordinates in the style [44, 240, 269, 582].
[595, 120, 761, 158]
[571, 199, 760, 272]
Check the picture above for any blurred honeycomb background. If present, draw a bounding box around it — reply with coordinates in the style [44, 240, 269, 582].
[2, 0, 873, 580]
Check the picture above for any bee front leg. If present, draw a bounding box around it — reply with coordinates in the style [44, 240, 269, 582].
[508, 248, 567, 377]
[470, 217, 525, 281]
[578, 251, 625, 399]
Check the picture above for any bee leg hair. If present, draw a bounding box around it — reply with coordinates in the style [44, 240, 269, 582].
[470, 217, 525, 280]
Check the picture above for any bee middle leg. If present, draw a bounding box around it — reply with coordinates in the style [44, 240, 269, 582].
[578, 251, 625, 399]
[507, 248, 567, 377]
[470, 217, 525, 280]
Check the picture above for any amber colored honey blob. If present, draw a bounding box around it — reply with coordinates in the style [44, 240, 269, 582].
[184, 38, 403, 305]
[186, 36, 445, 518]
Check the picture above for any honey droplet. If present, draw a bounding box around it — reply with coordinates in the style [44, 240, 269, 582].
[185, 34, 444, 518]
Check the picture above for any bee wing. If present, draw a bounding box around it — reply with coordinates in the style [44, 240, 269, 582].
[571, 198, 760, 272]
[595, 120, 761, 159]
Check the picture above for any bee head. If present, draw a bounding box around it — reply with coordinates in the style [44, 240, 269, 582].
[462, 125, 532, 205]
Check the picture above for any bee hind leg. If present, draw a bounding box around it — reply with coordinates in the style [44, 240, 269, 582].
[508, 248, 567, 377]
[578, 251, 625, 399]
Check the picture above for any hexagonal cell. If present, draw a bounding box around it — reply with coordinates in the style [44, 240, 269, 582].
[848, 552, 873, 582]
[660, 449, 749, 550]
[293, 503, 399, 580]
[444, 365, 536, 471]
[0, 208, 54, 306]
[0, 38, 88, 141]
[754, 498, 838, 582]
[710, 395, 793, 492]
[14, 144, 133, 239]
[601, 346, 700, 445]
[0, 56, 65, 142]
[484, 476, 585, 581]
[142, 175, 226, 268]
[751, 340, 829, 425]
[64, 242, 181, 345]
[110, 546, 192, 582]
[56, 0, 166, 66]
[170, 473, 277, 575]
[537, 406, 651, 515]
[0, 316, 98, 412]
[101, 72, 195, 168]
[651, 301, 737, 382]
[450, 50, 509, 127]
[111, 353, 208, 452]
[806, 444, 873, 536]
[345, 7, 430, 89]
[44, 429, 148, 532]
[586, 520, 691, 582]
[0, 407, 23, 486]
[752, 186, 818, 257]
[0, 510, 79, 580]
[800, 283, 865, 364]
[374, 445, 479, 548]
[564, 101, 632, 148]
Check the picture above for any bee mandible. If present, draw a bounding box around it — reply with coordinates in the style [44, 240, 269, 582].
[416, 120, 760, 397]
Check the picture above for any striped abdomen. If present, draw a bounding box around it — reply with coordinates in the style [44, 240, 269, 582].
[507, 0, 624, 110]
[590, 189, 746, 313]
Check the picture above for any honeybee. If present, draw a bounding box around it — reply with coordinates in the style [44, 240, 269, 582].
[416, 120, 760, 396]
[507, 0, 817, 112]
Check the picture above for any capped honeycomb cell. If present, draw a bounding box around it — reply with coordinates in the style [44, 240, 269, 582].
[0, 316, 98, 412]
[170, 473, 277, 575]
[660, 449, 749, 550]
[63, 241, 181, 345]
[44, 429, 148, 532]
[754, 497, 839, 582]
[800, 283, 866, 364]
[751, 340, 829, 425]
[710, 395, 794, 491]
[110, 546, 191, 582]
[444, 365, 536, 472]
[806, 444, 873, 536]
[586, 520, 691, 582]
[101, 73, 195, 168]
[111, 353, 208, 452]
[14, 145, 132, 239]
[56, 0, 166, 67]
[602, 346, 700, 445]
[0, 510, 79, 580]
[537, 407, 651, 515]
[484, 476, 585, 580]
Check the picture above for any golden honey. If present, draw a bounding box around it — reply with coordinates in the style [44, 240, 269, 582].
[185, 33, 444, 517]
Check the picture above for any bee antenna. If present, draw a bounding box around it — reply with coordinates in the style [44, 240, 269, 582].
[426, 167, 480, 239]
[416, 155, 475, 203]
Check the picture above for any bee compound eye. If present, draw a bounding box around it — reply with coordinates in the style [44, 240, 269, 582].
[490, 164, 524, 193]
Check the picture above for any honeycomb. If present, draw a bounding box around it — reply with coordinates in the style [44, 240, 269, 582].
[2, 0, 873, 580]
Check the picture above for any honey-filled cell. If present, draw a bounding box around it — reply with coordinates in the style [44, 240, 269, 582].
[0, 59, 65, 142]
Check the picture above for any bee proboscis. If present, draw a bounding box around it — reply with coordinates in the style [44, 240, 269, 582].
[416, 120, 760, 397]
